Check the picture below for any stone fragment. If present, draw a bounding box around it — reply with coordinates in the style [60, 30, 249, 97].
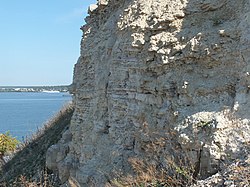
[88, 4, 98, 14]
[98, 0, 108, 6]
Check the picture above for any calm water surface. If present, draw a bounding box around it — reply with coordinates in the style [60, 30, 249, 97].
[0, 92, 71, 140]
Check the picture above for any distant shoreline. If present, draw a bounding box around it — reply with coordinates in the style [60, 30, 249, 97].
[0, 85, 70, 93]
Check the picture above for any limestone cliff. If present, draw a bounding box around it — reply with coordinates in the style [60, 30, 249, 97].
[47, 0, 250, 186]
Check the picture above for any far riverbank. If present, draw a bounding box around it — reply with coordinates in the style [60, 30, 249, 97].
[0, 85, 70, 93]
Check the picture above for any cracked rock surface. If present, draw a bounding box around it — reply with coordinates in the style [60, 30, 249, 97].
[47, 0, 250, 186]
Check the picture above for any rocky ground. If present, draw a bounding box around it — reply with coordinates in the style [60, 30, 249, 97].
[46, 0, 250, 186]
[0, 104, 74, 186]
[1, 0, 249, 186]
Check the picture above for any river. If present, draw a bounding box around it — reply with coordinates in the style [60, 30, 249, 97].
[0, 92, 72, 140]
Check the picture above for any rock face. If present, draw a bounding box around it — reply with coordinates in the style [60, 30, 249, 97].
[47, 0, 250, 186]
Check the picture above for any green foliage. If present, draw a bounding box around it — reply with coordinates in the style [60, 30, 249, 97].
[0, 131, 19, 157]
[172, 163, 192, 181]
[196, 120, 214, 128]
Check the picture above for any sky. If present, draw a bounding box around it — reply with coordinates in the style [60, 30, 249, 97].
[0, 0, 97, 86]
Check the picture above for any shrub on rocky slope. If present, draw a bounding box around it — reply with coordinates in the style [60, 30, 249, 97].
[0, 104, 74, 187]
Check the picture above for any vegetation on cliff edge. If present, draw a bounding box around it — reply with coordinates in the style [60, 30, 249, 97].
[0, 103, 74, 187]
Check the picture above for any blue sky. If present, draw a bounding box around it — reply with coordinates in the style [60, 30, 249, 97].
[0, 0, 97, 86]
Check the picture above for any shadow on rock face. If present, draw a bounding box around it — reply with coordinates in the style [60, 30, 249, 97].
[47, 0, 250, 186]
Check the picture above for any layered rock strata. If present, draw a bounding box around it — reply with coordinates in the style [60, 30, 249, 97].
[47, 0, 250, 186]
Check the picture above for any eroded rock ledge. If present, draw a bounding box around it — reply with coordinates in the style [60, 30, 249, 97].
[47, 0, 250, 186]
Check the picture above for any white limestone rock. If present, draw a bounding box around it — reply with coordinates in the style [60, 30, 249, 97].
[46, 0, 250, 186]
[88, 4, 98, 14]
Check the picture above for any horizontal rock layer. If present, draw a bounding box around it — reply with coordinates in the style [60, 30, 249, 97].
[47, 0, 250, 186]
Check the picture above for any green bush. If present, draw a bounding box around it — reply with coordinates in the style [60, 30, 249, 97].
[0, 132, 19, 159]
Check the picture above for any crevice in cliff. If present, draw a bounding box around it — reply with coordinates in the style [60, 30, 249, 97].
[53, 0, 250, 186]
[193, 146, 204, 181]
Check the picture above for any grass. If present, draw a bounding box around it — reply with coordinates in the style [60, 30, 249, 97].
[0, 103, 74, 186]
[110, 110, 250, 187]
[112, 157, 195, 187]
[110, 129, 196, 187]
[0, 106, 249, 186]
